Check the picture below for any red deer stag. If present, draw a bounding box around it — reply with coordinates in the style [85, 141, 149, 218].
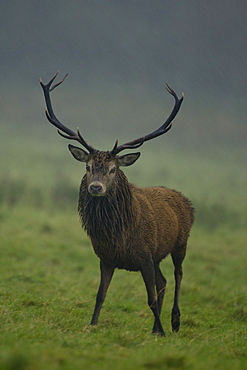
[40, 72, 194, 336]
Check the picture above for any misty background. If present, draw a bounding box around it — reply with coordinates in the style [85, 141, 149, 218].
[0, 1, 246, 227]
[1, 1, 246, 143]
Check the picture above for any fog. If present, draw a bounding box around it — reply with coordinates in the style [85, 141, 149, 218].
[1, 1, 246, 150]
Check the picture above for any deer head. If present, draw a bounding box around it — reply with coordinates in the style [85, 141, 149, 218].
[40, 72, 184, 196]
[68, 146, 140, 196]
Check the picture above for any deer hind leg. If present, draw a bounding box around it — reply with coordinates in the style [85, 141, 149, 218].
[141, 260, 166, 336]
[152, 263, 167, 333]
[90, 260, 114, 326]
[171, 250, 186, 332]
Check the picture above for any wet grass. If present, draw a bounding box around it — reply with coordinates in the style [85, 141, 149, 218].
[0, 121, 246, 369]
[0, 205, 246, 370]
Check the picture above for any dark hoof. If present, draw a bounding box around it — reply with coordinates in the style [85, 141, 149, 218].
[172, 324, 180, 332]
[152, 330, 166, 337]
[90, 320, 98, 326]
[171, 309, 180, 332]
[171, 317, 180, 332]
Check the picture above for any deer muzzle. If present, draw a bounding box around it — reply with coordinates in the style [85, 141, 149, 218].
[88, 181, 106, 196]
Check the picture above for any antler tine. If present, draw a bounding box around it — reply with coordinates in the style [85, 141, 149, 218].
[111, 139, 119, 153]
[76, 128, 96, 152]
[40, 72, 96, 153]
[112, 84, 183, 155]
[49, 72, 68, 92]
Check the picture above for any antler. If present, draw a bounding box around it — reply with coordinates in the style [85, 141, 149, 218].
[40, 73, 183, 156]
[40, 72, 96, 153]
[111, 84, 184, 155]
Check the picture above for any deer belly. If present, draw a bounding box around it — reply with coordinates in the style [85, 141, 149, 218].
[92, 242, 147, 271]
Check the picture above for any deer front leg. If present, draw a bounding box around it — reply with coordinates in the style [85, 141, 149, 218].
[141, 260, 166, 336]
[90, 260, 114, 325]
[152, 262, 167, 333]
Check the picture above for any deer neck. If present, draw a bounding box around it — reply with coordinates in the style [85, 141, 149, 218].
[78, 170, 134, 246]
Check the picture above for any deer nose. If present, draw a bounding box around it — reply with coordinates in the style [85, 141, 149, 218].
[90, 184, 102, 193]
[89, 182, 103, 195]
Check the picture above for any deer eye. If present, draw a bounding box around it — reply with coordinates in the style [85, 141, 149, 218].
[109, 166, 116, 174]
[86, 165, 90, 172]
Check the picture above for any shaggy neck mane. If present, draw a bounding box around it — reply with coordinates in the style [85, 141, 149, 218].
[78, 170, 134, 245]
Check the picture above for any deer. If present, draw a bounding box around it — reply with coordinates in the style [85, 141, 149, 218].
[40, 72, 194, 336]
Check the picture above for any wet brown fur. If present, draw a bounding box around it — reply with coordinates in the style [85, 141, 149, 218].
[79, 167, 194, 271]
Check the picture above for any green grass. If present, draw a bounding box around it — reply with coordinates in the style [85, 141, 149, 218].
[0, 121, 246, 369]
[0, 206, 246, 370]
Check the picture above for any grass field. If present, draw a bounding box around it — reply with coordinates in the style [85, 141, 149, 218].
[0, 122, 246, 369]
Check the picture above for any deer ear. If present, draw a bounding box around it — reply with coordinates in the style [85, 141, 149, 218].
[118, 152, 141, 167]
[68, 144, 89, 162]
